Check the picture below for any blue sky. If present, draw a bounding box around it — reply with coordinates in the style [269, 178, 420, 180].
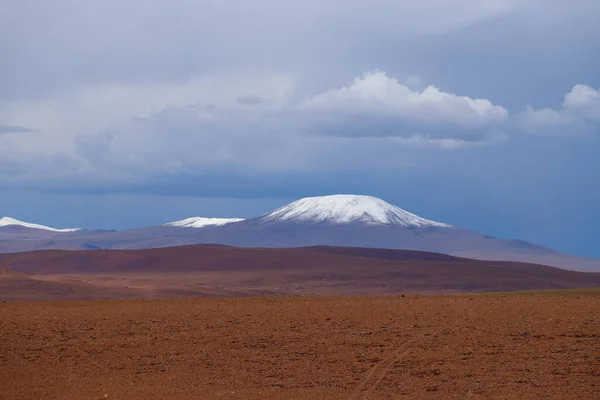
[1, 0, 599, 257]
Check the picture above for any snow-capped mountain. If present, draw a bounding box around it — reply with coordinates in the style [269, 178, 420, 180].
[0, 216, 80, 233]
[260, 195, 451, 227]
[164, 217, 244, 228]
[1, 195, 599, 272]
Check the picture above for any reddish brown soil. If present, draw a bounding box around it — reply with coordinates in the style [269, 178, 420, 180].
[1, 294, 599, 400]
[1, 245, 600, 301]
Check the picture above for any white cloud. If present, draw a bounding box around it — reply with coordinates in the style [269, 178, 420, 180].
[564, 84, 600, 121]
[296, 71, 508, 142]
[513, 107, 577, 135]
[515, 84, 600, 135]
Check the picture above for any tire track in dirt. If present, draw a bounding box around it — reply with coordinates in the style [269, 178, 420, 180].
[348, 336, 419, 400]
[360, 348, 412, 399]
[347, 352, 397, 400]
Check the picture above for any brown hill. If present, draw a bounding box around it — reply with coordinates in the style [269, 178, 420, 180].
[0, 245, 469, 274]
[1, 245, 599, 301]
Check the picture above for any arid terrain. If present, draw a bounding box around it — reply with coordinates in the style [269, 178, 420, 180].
[2, 245, 600, 301]
[2, 245, 599, 399]
[2, 292, 599, 399]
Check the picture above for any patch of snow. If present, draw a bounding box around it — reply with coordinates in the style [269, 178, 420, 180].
[261, 195, 452, 227]
[0, 216, 80, 232]
[164, 217, 244, 228]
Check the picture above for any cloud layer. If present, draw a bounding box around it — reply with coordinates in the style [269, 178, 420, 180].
[1, 71, 599, 185]
[67, 71, 514, 179]
[1, 0, 599, 187]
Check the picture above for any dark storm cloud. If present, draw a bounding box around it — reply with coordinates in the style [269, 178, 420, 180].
[0, 125, 36, 134]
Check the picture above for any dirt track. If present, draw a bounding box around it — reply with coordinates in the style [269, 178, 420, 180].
[2, 294, 599, 399]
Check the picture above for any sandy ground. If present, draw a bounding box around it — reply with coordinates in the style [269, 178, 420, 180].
[1, 293, 599, 399]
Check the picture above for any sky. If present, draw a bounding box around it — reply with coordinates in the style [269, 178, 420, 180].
[1, 0, 600, 257]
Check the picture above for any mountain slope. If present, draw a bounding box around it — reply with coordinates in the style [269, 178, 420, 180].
[261, 195, 451, 227]
[164, 217, 244, 228]
[0, 216, 79, 233]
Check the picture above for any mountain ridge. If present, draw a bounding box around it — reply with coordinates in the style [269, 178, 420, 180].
[1, 194, 599, 273]
[0, 216, 80, 233]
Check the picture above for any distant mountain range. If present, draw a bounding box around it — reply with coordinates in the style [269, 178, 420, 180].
[1, 194, 599, 272]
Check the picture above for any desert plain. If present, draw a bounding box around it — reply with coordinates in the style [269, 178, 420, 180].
[2, 291, 599, 400]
